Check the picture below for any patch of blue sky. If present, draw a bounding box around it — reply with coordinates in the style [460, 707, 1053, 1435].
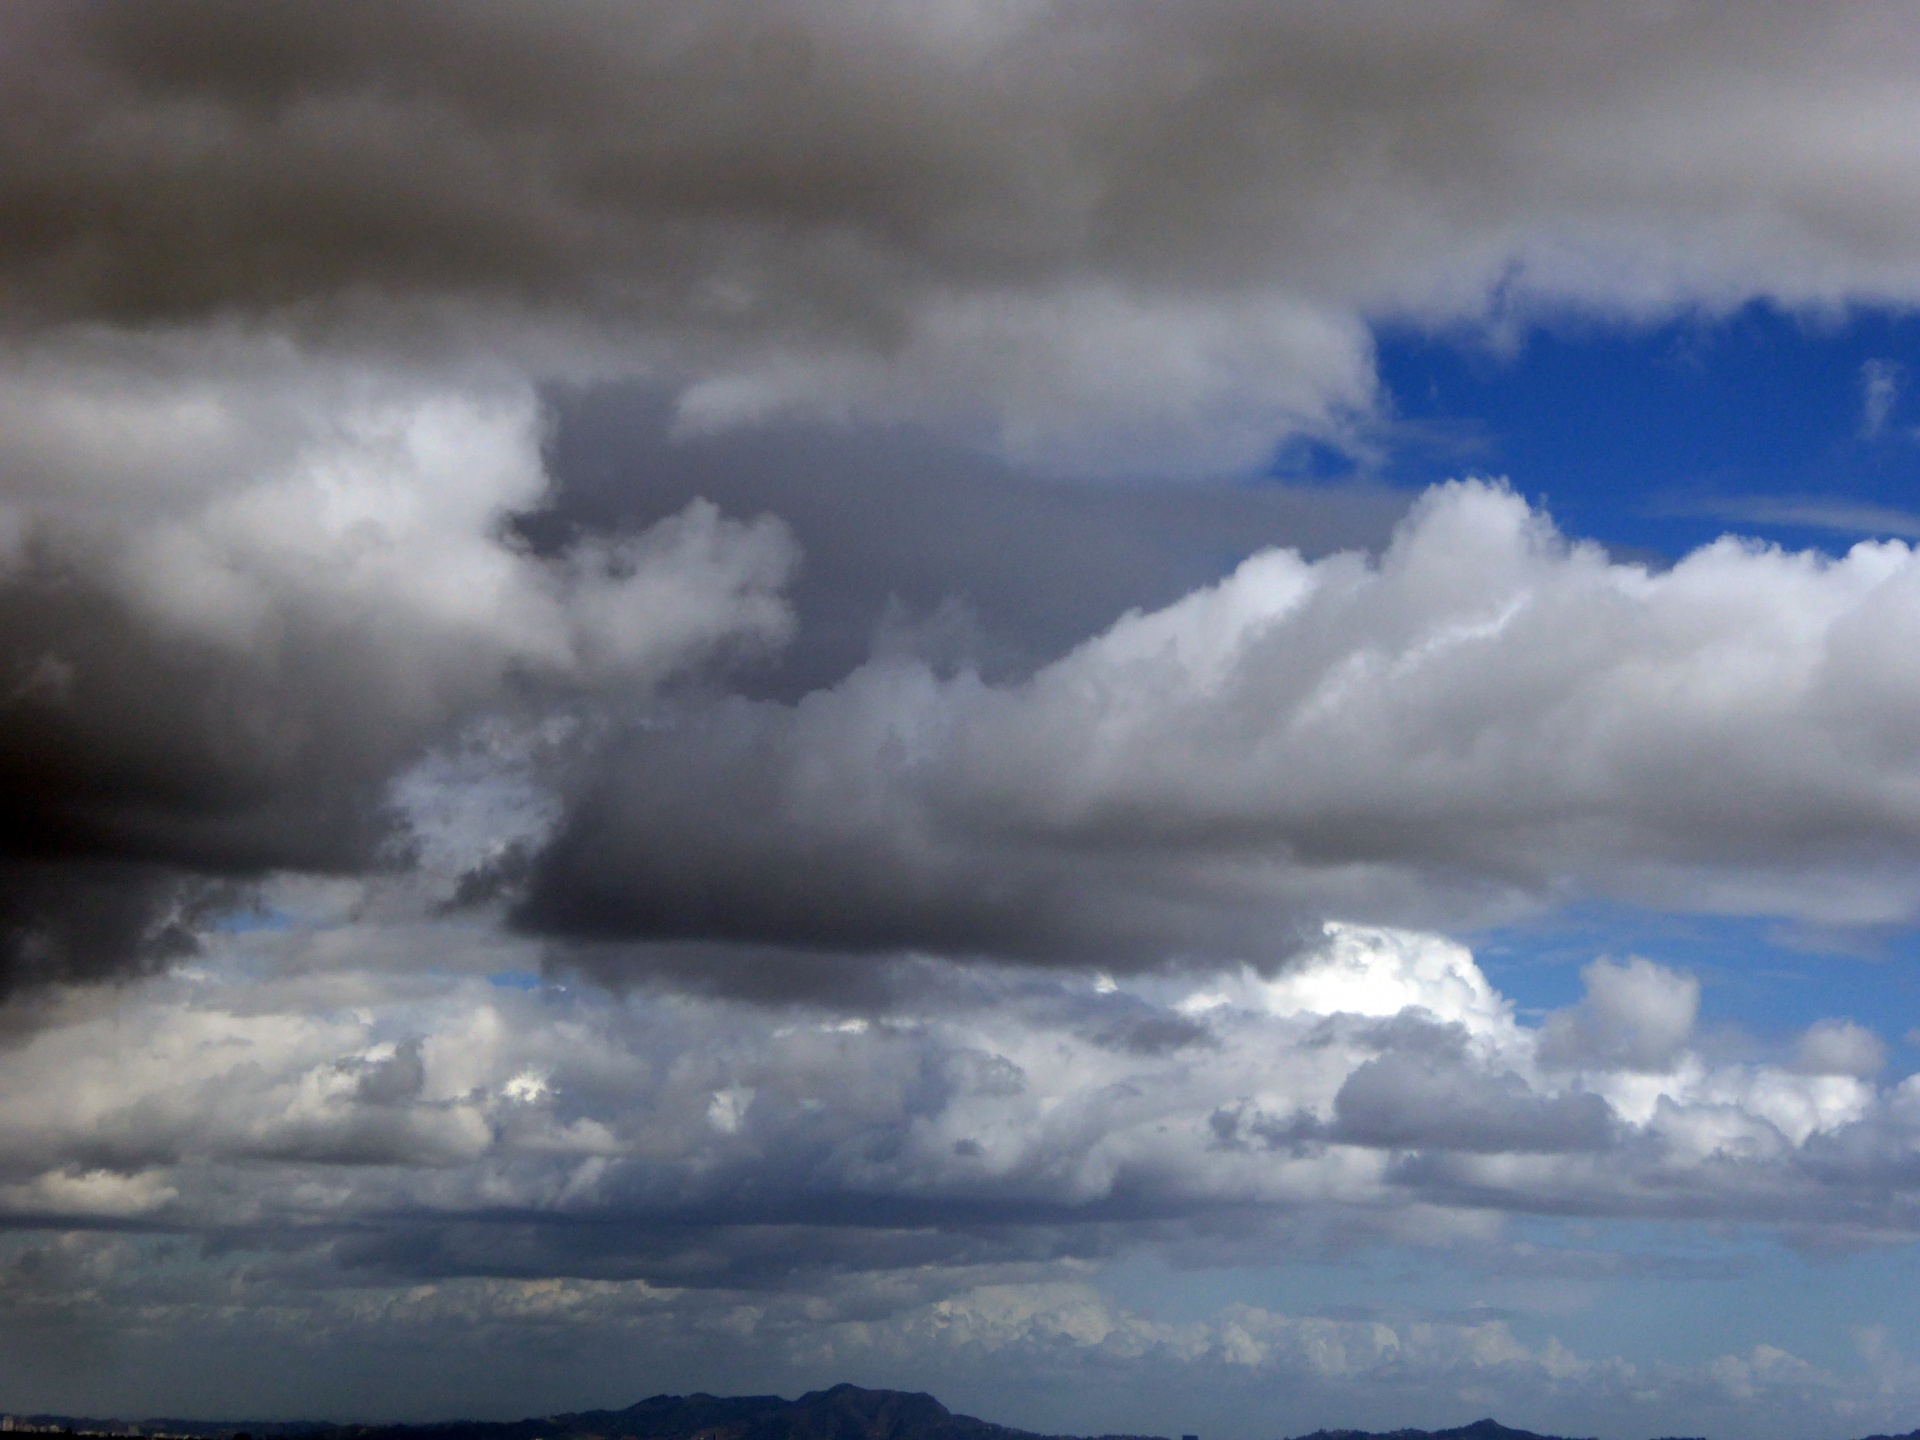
[211, 906, 299, 934]
[1471, 905, 1920, 1079]
[1370, 301, 1920, 562]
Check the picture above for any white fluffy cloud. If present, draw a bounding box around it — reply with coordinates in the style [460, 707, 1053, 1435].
[526, 481, 1920, 971]
[1539, 958, 1699, 1075]
[1796, 1018, 1889, 1079]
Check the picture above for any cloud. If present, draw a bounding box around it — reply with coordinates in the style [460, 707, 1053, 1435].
[0, 1231, 1890, 1440]
[17, 7, 1920, 996]
[0, 924, 1916, 1433]
[1862, 359, 1903, 438]
[0, 861, 233, 994]
[16, 10, 1920, 1426]
[0, 335, 796, 990]
[516, 481, 1920, 981]
[10, 5, 1920, 470]
[1794, 1019, 1887, 1079]
[1656, 494, 1920, 541]
[0, 924, 1904, 1250]
[1327, 1045, 1618, 1155]
[819, 1284, 1857, 1440]
[532, 384, 1408, 699]
[1537, 958, 1699, 1075]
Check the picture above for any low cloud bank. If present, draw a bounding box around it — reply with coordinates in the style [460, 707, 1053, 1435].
[0, 924, 1912, 1436]
[0, 925, 1908, 1250]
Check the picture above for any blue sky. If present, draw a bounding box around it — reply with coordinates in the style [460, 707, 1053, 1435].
[1377, 305, 1920, 561]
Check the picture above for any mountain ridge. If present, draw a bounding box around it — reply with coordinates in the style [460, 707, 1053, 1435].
[4, 1382, 1912, 1440]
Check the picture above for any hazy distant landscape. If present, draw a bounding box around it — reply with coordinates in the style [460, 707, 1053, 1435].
[4, 1387, 1912, 1440]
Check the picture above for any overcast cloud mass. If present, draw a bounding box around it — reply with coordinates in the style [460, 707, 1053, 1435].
[14, 5, 1920, 1438]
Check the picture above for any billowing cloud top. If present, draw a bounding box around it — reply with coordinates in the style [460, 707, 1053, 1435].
[522, 480, 1920, 984]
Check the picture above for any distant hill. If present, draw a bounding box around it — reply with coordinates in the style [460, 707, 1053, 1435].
[3, 1384, 1162, 1440]
[1290, 1422, 1598, 1440]
[307, 1384, 1164, 1440]
[7, 1382, 1916, 1440]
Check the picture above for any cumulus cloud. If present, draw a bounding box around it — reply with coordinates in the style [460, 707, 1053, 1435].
[0, 924, 1915, 1433]
[1537, 958, 1699, 1075]
[0, 925, 1905, 1252]
[518, 481, 1920, 980]
[1795, 1019, 1888, 1079]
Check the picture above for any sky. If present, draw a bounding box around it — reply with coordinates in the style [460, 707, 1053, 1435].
[18, 6, 1920, 1439]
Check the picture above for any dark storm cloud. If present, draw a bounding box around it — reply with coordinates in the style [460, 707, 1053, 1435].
[0, 574, 441, 872]
[0, 349, 799, 993]
[10, 4, 1920, 468]
[0, 862, 225, 997]
[0, 540, 446, 988]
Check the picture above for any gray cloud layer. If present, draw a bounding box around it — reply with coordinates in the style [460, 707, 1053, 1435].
[11, 4, 1920, 468]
